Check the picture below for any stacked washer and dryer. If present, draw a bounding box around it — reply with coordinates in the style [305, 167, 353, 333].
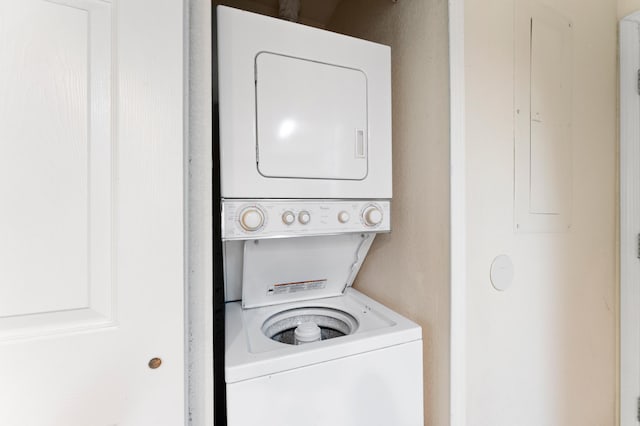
[216, 6, 424, 425]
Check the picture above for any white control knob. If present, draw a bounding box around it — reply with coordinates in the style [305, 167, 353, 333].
[239, 207, 264, 231]
[338, 211, 350, 223]
[362, 205, 383, 227]
[298, 211, 311, 225]
[282, 211, 295, 225]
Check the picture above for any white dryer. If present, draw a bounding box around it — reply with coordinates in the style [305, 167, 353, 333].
[217, 5, 392, 199]
[216, 6, 423, 426]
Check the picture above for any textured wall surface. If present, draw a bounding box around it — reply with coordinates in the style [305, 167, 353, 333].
[465, 0, 617, 425]
[329, 2, 451, 425]
[619, 0, 640, 19]
[213, 0, 331, 28]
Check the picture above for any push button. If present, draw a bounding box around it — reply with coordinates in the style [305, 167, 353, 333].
[282, 211, 295, 225]
[298, 211, 311, 224]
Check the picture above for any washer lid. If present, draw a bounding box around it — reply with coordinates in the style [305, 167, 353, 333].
[241, 233, 375, 309]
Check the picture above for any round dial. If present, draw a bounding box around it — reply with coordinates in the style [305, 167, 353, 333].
[337, 211, 350, 223]
[239, 207, 265, 231]
[362, 205, 383, 227]
[298, 211, 311, 225]
[282, 210, 295, 225]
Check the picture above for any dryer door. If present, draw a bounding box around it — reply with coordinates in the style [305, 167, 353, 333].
[255, 53, 368, 180]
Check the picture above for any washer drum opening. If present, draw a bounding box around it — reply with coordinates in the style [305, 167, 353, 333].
[262, 307, 359, 345]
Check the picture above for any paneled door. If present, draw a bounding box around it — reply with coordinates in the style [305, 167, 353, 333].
[0, 0, 185, 424]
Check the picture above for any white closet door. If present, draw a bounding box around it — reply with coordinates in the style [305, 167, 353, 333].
[0, 0, 185, 424]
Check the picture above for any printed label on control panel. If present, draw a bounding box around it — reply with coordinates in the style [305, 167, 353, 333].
[267, 279, 327, 295]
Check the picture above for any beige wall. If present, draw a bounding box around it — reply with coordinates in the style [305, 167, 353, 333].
[329, 2, 451, 426]
[213, 0, 328, 28]
[465, 0, 617, 425]
[619, 0, 640, 19]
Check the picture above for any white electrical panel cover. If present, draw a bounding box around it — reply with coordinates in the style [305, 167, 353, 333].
[514, 1, 572, 232]
[217, 6, 392, 199]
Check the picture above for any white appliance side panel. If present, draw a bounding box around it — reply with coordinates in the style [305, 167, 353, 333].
[256, 53, 367, 180]
[223, 240, 244, 302]
[217, 6, 391, 199]
[226, 340, 424, 426]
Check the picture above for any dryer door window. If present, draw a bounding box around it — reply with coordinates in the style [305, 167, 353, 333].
[255, 52, 368, 180]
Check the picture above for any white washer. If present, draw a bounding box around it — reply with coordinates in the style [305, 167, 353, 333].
[225, 289, 423, 426]
[222, 210, 424, 425]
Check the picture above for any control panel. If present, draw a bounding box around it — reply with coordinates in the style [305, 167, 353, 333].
[221, 199, 391, 240]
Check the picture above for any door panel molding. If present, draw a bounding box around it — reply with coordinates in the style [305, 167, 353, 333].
[0, 0, 114, 340]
